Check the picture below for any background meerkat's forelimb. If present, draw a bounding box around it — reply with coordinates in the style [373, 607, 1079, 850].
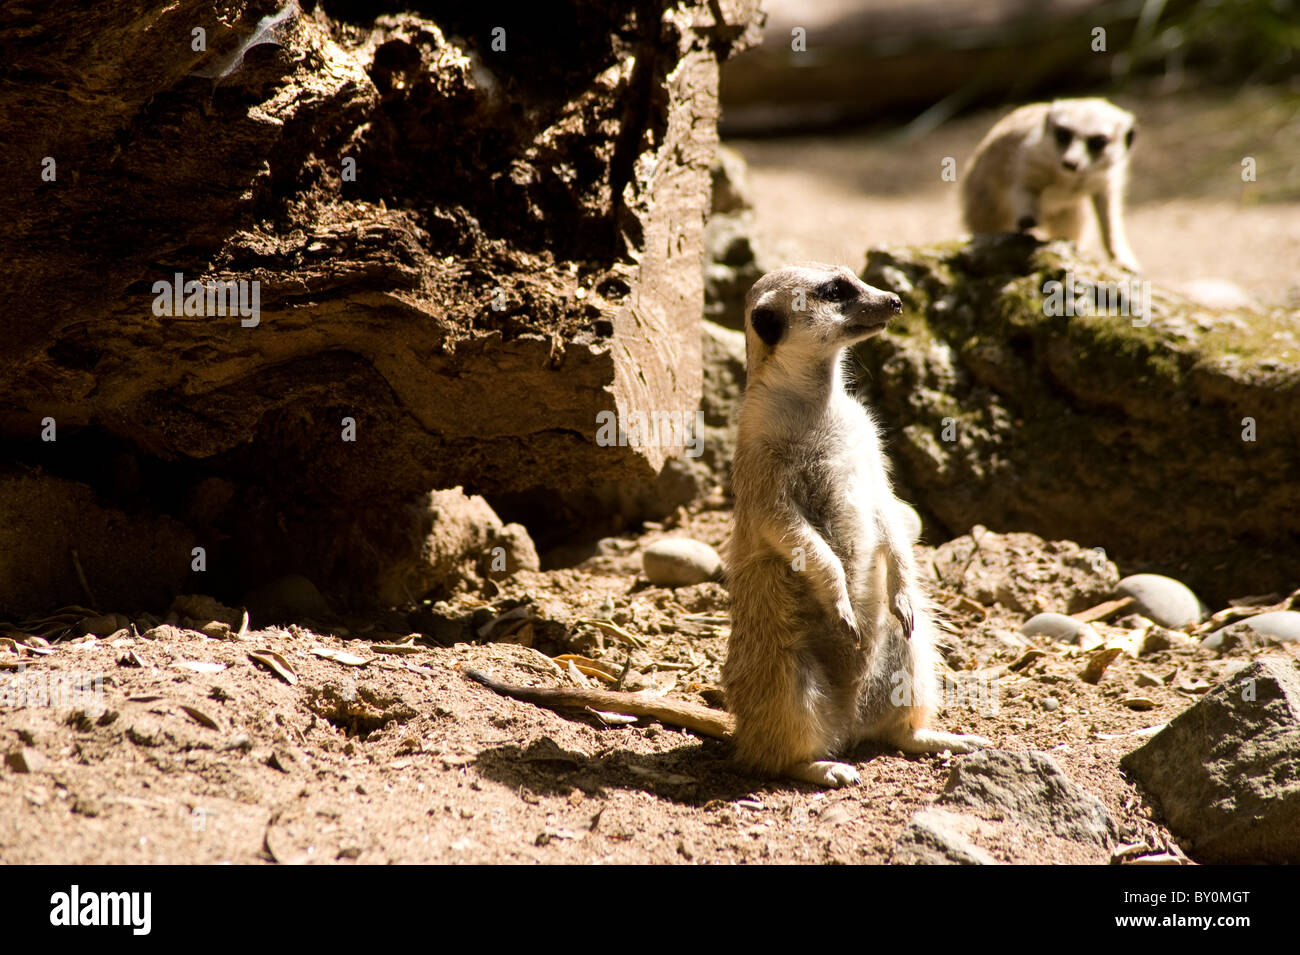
[1093, 189, 1139, 271]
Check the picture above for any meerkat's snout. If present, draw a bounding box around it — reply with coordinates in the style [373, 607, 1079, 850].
[840, 284, 902, 338]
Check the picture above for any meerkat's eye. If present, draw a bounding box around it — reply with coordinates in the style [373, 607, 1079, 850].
[818, 277, 856, 302]
[1125, 126, 1136, 149]
[1086, 134, 1109, 156]
[1054, 125, 1073, 148]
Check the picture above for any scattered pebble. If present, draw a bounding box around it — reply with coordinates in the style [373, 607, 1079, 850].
[4, 747, 48, 773]
[1115, 574, 1206, 628]
[642, 538, 722, 587]
[1201, 610, 1300, 653]
[1019, 612, 1098, 646]
[1041, 697, 1060, 712]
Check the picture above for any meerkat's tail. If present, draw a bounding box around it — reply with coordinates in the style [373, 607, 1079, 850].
[462, 667, 735, 740]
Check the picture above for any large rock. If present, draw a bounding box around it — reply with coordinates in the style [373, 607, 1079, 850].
[938, 749, 1118, 848]
[0, 1, 761, 612]
[892, 749, 1118, 865]
[928, 525, 1118, 614]
[1121, 658, 1300, 864]
[858, 237, 1300, 604]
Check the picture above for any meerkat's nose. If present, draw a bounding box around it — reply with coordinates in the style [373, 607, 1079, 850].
[1061, 159, 1079, 171]
[888, 294, 902, 314]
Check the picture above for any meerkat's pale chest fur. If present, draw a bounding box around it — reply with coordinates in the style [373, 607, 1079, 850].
[723, 264, 988, 787]
[962, 98, 1139, 271]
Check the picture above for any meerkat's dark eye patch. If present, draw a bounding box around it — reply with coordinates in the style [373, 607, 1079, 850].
[1053, 125, 1073, 148]
[1086, 134, 1109, 156]
[750, 304, 785, 347]
[1125, 126, 1136, 149]
[817, 277, 856, 302]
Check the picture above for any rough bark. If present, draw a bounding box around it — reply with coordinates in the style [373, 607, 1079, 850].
[0, 0, 760, 612]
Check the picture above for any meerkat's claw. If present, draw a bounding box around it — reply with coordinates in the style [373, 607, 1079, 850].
[890, 591, 915, 639]
[789, 760, 862, 788]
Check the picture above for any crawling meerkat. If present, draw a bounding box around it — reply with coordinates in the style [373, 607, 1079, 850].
[466, 265, 988, 788]
[962, 98, 1140, 271]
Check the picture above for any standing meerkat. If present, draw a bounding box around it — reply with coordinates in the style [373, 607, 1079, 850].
[961, 98, 1140, 271]
[466, 264, 989, 789]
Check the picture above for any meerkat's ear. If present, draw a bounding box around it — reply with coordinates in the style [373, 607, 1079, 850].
[1125, 124, 1137, 149]
[750, 304, 785, 347]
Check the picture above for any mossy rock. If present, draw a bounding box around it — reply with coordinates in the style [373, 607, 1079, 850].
[853, 235, 1300, 604]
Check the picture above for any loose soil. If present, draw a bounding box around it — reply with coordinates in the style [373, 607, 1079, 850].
[3, 497, 1293, 865]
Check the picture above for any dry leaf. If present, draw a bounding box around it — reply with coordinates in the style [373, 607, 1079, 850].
[1120, 696, 1156, 710]
[1008, 648, 1047, 672]
[553, 653, 620, 683]
[248, 649, 298, 685]
[310, 647, 371, 666]
[1071, 597, 1136, 623]
[1079, 646, 1123, 684]
[370, 643, 422, 656]
[178, 704, 220, 729]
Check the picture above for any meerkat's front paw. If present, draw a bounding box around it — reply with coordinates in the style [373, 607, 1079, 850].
[789, 760, 862, 788]
[1114, 253, 1141, 273]
[834, 598, 861, 647]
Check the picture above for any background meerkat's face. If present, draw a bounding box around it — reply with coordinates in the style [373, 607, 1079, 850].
[744, 264, 902, 368]
[1045, 99, 1136, 183]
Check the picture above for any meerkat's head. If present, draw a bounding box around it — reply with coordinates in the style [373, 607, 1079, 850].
[743, 264, 902, 380]
[1042, 98, 1136, 184]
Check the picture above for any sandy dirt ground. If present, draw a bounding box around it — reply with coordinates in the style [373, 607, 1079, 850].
[3, 497, 1293, 865]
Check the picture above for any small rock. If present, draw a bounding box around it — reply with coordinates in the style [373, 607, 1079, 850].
[169, 594, 242, 629]
[1201, 610, 1300, 653]
[141, 623, 188, 642]
[642, 538, 722, 587]
[78, 613, 126, 637]
[938, 749, 1118, 847]
[1115, 574, 1206, 628]
[892, 809, 998, 865]
[1121, 697, 1157, 710]
[482, 522, 541, 579]
[1122, 659, 1300, 863]
[1041, 697, 1060, 712]
[4, 747, 48, 773]
[244, 574, 327, 624]
[1019, 612, 1098, 646]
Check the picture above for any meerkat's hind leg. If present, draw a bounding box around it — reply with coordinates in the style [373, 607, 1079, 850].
[787, 760, 862, 788]
[888, 726, 991, 755]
